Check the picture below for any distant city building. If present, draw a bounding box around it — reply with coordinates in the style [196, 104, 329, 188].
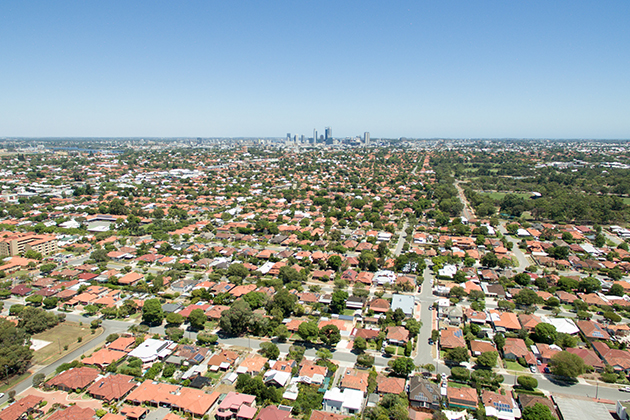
[364, 132, 370, 145]
[313, 129, 318, 144]
[325, 127, 332, 140]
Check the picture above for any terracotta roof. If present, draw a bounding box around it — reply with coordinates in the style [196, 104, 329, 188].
[82, 348, 127, 367]
[0, 395, 43, 420]
[88, 374, 136, 402]
[47, 405, 95, 420]
[376, 375, 405, 394]
[46, 366, 100, 390]
[309, 411, 349, 420]
[340, 369, 369, 393]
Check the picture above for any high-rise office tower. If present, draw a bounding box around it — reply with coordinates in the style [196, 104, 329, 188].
[313, 129, 318, 144]
[325, 127, 332, 140]
[287, 133, 291, 143]
[364, 132, 370, 145]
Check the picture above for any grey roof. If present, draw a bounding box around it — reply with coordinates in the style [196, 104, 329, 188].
[391, 294, 415, 316]
[552, 396, 613, 420]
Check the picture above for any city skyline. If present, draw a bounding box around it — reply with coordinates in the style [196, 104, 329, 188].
[1, 1, 629, 139]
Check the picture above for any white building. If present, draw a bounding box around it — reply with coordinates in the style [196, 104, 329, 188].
[127, 338, 176, 363]
[323, 387, 364, 415]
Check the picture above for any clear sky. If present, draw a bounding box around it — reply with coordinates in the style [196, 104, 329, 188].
[1, 1, 629, 139]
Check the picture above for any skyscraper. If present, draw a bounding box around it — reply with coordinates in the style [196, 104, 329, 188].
[325, 127, 332, 140]
[364, 132, 370, 146]
[313, 129, 318, 144]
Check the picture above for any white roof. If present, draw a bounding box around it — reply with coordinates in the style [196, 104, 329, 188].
[324, 388, 364, 410]
[127, 338, 174, 363]
[539, 316, 579, 335]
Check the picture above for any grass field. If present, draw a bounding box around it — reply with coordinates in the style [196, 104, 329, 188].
[623, 197, 630, 205]
[32, 322, 103, 366]
[0, 372, 31, 393]
[504, 360, 527, 372]
[483, 192, 531, 200]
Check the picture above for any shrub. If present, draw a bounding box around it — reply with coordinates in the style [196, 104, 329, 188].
[450, 366, 470, 382]
[517, 376, 538, 390]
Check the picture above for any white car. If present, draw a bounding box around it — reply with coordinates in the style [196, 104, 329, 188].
[0, 393, 4, 399]
[530, 366, 537, 373]
[620, 387, 630, 392]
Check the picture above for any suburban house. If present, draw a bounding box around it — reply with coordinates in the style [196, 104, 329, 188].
[447, 386, 478, 410]
[323, 388, 364, 415]
[46, 366, 100, 392]
[216, 392, 257, 420]
[482, 390, 519, 420]
[88, 374, 137, 402]
[408, 376, 441, 410]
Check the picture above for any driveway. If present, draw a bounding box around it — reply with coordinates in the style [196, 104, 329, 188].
[19, 388, 104, 412]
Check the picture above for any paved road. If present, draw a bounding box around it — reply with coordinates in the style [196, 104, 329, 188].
[393, 221, 409, 257]
[454, 181, 475, 221]
[497, 223, 530, 271]
[4, 310, 131, 402]
[414, 264, 437, 367]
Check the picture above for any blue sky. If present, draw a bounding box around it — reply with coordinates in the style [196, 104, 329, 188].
[1, 1, 629, 138]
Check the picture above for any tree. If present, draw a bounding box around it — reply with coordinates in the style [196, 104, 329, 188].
[578, 277, 601, 294]
[106, 333, 119, 343]
[476, 351, 498, 368]
[43, 297, 58, 309]
[188, 308, 207, 330]
[197, 332, 218, 345]
[328, 255, 342, 272]
[480, 252, 498, 267]
[494, 333, 505, 351]
[390, 356, 416, 377]
[166, 312, 185, 325]
[353, 336, 367, 352]
[522, 403, 556, 420]
[32, 373, 46, 387]
[297, 321, 319, 342]
[166, 327, 183, 342]
[330, 290, 348, 314]
[550, 351, 586, 378]
[512, 273, 531, 286]
[259, 342, 280, 360]
[142, 299, 164, 325]
[449, 286, 466, 299]
[514, 289, 540, 307]
[319, 324, 341, 346]
[219, 299, 253, 336]
[445, 347, 469, 364]
[405, 318, 421, 337]
[557, 276, 579, 292]
[25, 294, 43, 306]
[603, 311, 622, 323]
[269, 288, 297, 317]
[83, 304, 99, 316]
[0, 319, 33, 379]
[533, 323, 557, 344]
[450, 366, 470, 381]
[274, 324, 289, 342]
[517, 375, 538, 390]
[227, 263, 249, 280]
[18, 307, 59, 334]
[497, 300, 515, 311]
[316, 348, 333, 361]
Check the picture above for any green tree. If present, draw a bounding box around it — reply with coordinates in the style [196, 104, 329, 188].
[319, 324, 341, 346]
[390, 356, 416, 377]
[550, 351, 586, 378]
[219, 299, 253, 335]
[297, 321, 320, 341]
[188, 308, 207, 330]
[42, 297, 58, 309]
[0, 319, 33, 379]
[274, 324, 289, 342]
[259, 342, 280, 360]
[514, 289, 540, 307]
[578, 277, 601, 294]
[450, 366, 470, 381]
[330, 290, 348, 314]
[522, 403, 556, 420]
[353, 336, 367, 352]
[533, 323, 557, 344]
[25, 294, 43, 306]
[445, 347, 469, 364]
[517, 376, 538, 390]
[142, 298, 164, 325]
[269, 288, 297, 317]
[476, 351, 498, 368]
[166, 312, 185, 325]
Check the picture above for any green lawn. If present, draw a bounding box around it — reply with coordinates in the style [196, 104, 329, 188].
[482, 192, 531, 200]
[622, 197, 630, 205]
[0, 372, 31, 393]
[32, 322, 102, 365]
[504, 361, 527, 372]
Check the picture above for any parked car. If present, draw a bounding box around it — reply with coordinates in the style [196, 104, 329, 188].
[530, 366, 537, 373]
[620, 387, 630, 392]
